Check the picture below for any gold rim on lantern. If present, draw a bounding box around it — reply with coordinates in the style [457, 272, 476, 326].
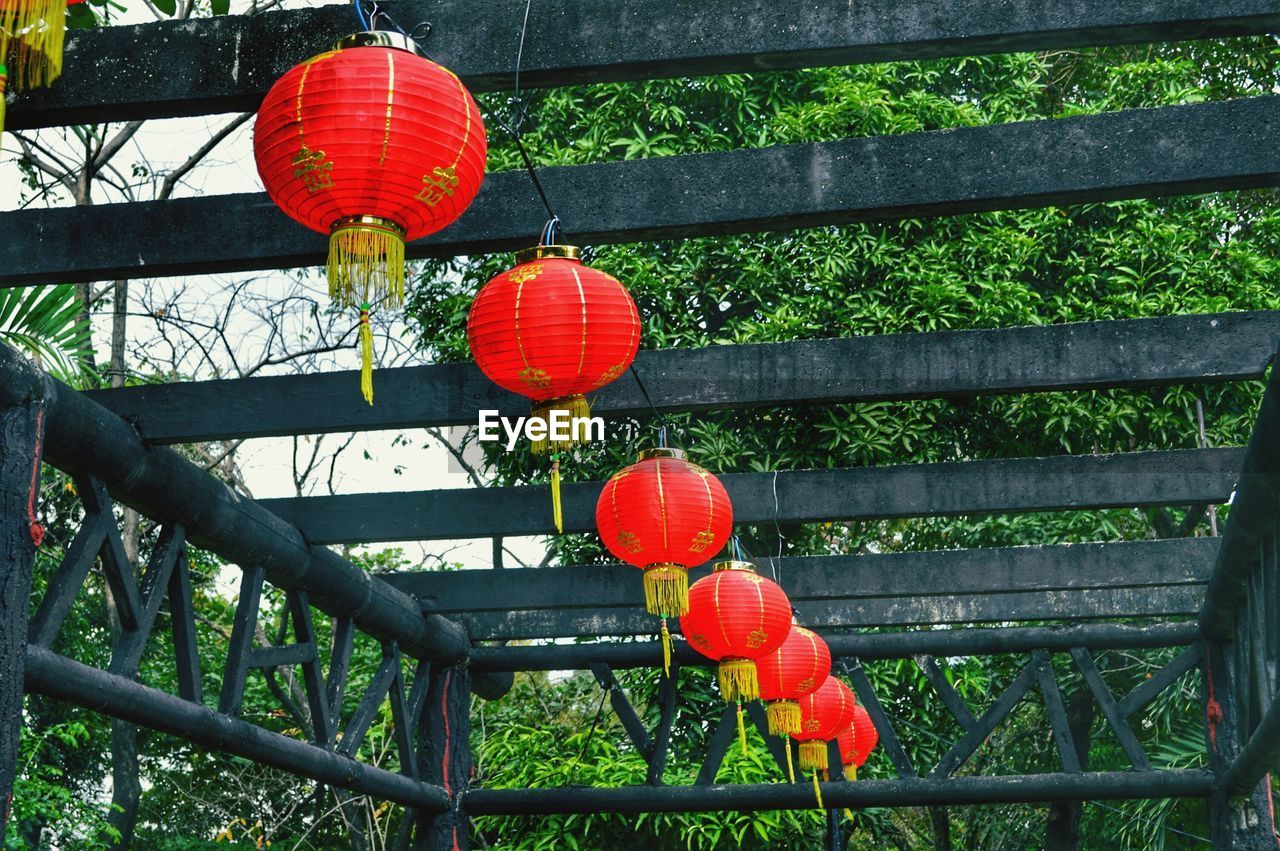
[637, 447, 688, 462]
[713, 560, 757, 573]
[515, 244, 582, 264]
[334, 31, 422, 55]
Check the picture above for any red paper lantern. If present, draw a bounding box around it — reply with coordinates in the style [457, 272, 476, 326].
[0, 0, 86, 136]
[795, 677, 857, 772]
[596, 448, 732, 622]
[468, 242, 641, 453]
[255, 31, 486, 403]
[758, 624, 831, 736]
[836, 704, 879, 780]
[680, 560, 792, 703]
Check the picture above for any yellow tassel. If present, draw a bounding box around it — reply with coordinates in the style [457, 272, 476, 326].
[0, 66, 7, 144]
[550, 456, 563, 534]
[849, 764, 857, 781]
[0, 0, 69, 93]
[659, 618, 672, 678]
[736, 703, 748, 757]
[530, 394, 592, 454]
[718, 658, 760, 703]
[328, 217, 406, 310]
[358, 308, 374, 405]
[798, 740, 829, 773]
[813, 772, 824, 810]
[785, 736, 796, 783]
[766, 699, 802, 737]
[642, 564, 689, 618]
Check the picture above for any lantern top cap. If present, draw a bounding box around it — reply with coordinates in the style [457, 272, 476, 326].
[333, 31, 423, 55]
[515, 244, 581, 264]
[713, 560, 757, 573]
[637, 447, 687, 462]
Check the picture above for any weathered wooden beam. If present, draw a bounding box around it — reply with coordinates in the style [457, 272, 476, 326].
[0, 390, 43, 836]
[269, 448, 1243, 543]
[462, 770, 1213, 814]
[469, 623, 1202, 672]
[85, 312, 1280, 444]
[14, 0, 1280, 130]
[22, 644, 449, 811]
[5, 98, 1280, 286]
[417, 664, 471, 850]
[1200, 361, 1280, 640]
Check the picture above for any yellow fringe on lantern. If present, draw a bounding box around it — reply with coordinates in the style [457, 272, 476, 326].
[327, 217, 406, 310]
[848, 765, 857, 781]
[785, 736, 796, 783]
[798, 740, 829, 773]
[659, 618, 672, 678]
[550, 456, 563, 534]
[358, 308, 374, 405]
[766, 699, 802, 737]
[642, 564, 688, 618]
[736, 703, 748, 756]
[530, 394, 592, 454]
[0, 0, 69, 93]
[812, 772, 824, 810]
[718, 658, 760, 703]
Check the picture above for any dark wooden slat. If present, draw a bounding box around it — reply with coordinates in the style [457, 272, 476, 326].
[588, 663, 652, 757]
[338, 649, 399, 757]
[1033, 651, 1082, 774]
[393, 539, 1215, 614]
[646, 666, 679, 785]
[846, 664, 915, 779]
[218, 566, 265, 717]
[86, 312, 1280, 445]
[167, 548, 203, 704]
[15, 0, 1280, 130]
[285, 591, 331, 747]
[1117, 644, 1203, 718]
[1070, 647, 1152, 771]
[109, 524, 185, 678]
[26, 510, 107, 648]
[695, 704, 739, 785]
[88, 477, 142, 631]
[386, 652, 417, 780]
[269, 448, 1243, 544]
[917, 656, 979, 732]
[930, 661, 1038, 778]
[247, 642, 317, 669]
[325, 616, 356, 741]
[6, 98, 1280, 286]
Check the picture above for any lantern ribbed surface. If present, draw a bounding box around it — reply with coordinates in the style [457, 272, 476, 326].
[758, 625, 832, 736]
[796, 677, 857, 772]
[595, 451, 733, 618]
[254, 41, 486, 308]
[679, 562, 792, 702]
[468, 253, 640, 452]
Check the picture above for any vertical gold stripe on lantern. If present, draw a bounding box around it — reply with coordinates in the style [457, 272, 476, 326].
[804, 630, 821, 693]
[699, 468, 715, 543]
[655, 459, 669, 549]
[571, 265, 588, 377]
[441, 66, 473, 170]
[714, 572, 732, 649]
[513, 277, 531, 370]
[379, 51, 396, 165]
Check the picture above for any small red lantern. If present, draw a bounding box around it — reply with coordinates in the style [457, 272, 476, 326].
[255, 31, 486, 403]
[0, 0, 86, 136]
[796, 677, 857, 772]
[596, 447, 733, 647]
[758, 624, 831, 736]
[468, 239, 641, 454]
[836, 704, 878, 780]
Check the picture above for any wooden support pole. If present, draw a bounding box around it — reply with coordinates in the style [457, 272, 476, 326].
[416, 665, 471, 851]
[1201, 641, 1277, 849]
[0, 391, 43, 836]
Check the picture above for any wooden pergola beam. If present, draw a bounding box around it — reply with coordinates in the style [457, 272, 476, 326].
[4, 97, 1279, 286]
[11, 0, 1280, 131]
[85, 311, 1280, 444]
[261, 447, 1244, 543]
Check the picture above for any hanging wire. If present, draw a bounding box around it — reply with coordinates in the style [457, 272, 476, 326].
[352, 0, 369, 31]
[629, 364, 675, 442]
[769, 468, 784, 586]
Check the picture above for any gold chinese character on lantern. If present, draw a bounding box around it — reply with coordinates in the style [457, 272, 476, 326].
[416, 165, 460, 206]
[292, 146, 334, 193]
[689, 530, 716, 553]
[745, 628, 768, 649]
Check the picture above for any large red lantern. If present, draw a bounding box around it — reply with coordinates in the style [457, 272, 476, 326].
[0, 0, 86, 137]
[255, 31, 486, 403]
[596, 447, 733, 653]
[836, 704, 879, 780]
[758, 624, 831, 736]
[468, 239, 641, 454]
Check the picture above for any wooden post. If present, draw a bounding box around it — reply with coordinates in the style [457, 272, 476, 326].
[0, 391, 43, 835]
[1201, 640, 1277, 849]
[416, 664, 471, 851]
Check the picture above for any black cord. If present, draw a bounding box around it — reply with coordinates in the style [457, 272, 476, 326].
[566, 687, 609, 784]
[630, 364, 673, 440]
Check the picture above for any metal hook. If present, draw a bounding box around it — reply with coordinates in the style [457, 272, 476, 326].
[409, 20, 433, 41]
